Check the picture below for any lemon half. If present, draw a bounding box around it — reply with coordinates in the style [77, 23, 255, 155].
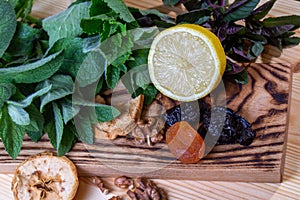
[148, 24, 226, 102]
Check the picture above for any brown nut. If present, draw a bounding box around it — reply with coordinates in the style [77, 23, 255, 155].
[109, 196, 121, 200]
[92, 177, 109, 194]
[114, 176, 134, 189]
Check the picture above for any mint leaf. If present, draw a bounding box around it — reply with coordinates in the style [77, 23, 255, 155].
[7, 84, 52, 108]
[95, 104, 120, 122]
[224, 0, 260, 22]
[74, 109, 94, 144]
[6, 22, 41, 58]
[25, 104, 44, 142]
[0, 51, 64, 84]
[52, 102, 64, 149]
[0, 83, 16, 107]
[11, 0, 34, 19]
[7, 104, 30, 126]
[89, 0, 111, 16]
[143, 84, 158, 105]
[61, 99, 80, 124]
[42, 2, 90, 47]
[48, 37, 86, 78]
[44, 120, 57, 149]
[0, 0, 17, 57]
[37, 75, 74, 111]
[76, 50, 107, 87]
[100, 32, 134, 65]
[0, 105, 25, 159]
[102, 0, 135, 23]
[58, 123, 77, 156]
[131, 27, 159, 49]
[105, 64, 121, 89]
[83, 35, 101, 53]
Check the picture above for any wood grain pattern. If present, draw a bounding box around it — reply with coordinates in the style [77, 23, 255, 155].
[0, 1, 297, 185]
[0, 63, 292, 182]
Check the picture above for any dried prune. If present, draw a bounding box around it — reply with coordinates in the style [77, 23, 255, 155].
[198, 106, 256, 147]
[235, 115, 256, 146]
[163, 100, 209, 129]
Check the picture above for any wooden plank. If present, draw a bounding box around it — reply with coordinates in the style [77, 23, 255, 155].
[0, 0, 299, 183]
[0, 63, 291, 182]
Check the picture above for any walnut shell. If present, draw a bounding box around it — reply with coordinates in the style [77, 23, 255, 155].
[11, 152, 79, 200]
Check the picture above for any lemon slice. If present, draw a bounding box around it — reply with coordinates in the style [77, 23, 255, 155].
[148, 24, 226, 101]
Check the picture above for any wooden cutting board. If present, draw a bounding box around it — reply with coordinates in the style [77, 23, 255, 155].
[0, 0, 299, 183]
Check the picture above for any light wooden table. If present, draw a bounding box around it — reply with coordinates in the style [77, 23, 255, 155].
[1, 0, 300, 199]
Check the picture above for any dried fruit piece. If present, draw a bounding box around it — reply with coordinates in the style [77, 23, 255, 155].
[166, 121, 205, 164]
[94, 94, 144, 140]
[11, 152, 78, 200]
[163, 99, 210, 129]
[199, 106, 256, 148]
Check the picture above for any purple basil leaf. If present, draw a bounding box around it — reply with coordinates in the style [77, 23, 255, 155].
[176, 9, 211, 24]
[224, 0, 260, 22]
[226, 25, 243, 35]
[233, 47, 252, 61]
[226, 59, 245, 74]
[184, 0, 207, 11]
[263, 24, 294, 37]
[263, 15, 300, 29]
[269, 38, 283, 51]
[217, 24, 228, 42]
[249, 0, 276, 21]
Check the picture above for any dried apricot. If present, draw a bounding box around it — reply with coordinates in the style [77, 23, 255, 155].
[166, 121, 205, 164]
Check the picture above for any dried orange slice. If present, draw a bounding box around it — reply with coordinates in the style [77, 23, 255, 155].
[12, 152, 79, 200]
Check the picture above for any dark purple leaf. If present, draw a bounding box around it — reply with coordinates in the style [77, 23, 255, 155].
[204, 0, 220, 9]
[184, 0, 205, 11]
[217, 24, 228, 42]
[226, 25, 243, 35]
[233, 47, 252, 61]
[226, 59, 245, 74]
[249, 0, 276, 20]
[176, 9, 211, 24]
[263, 24, 294, 37]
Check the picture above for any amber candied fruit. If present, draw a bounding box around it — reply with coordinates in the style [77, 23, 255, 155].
[166, 121, 205, 164]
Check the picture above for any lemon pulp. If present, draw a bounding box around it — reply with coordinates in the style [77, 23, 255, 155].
[148, 24, 226, 102]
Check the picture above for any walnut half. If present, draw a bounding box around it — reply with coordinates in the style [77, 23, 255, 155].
[131, 117, 165, 146]
[127, 178, 168, 200]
